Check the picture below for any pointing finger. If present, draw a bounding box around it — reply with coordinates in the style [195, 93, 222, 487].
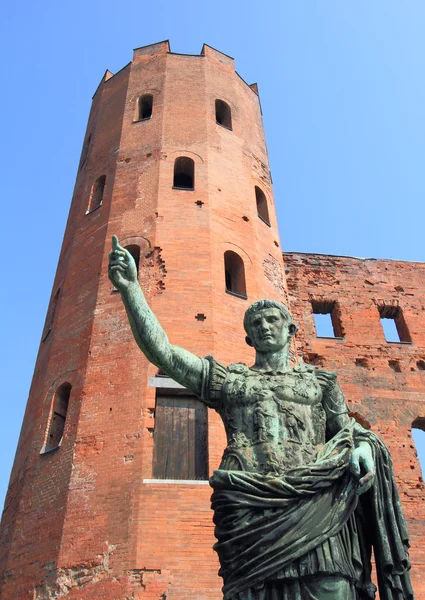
[112, 235, 126, 253]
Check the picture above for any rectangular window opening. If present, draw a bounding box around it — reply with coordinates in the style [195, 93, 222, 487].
[152, 393, 208, 480]
[378, 306, 411, 343]
[312, 301, 343, 339]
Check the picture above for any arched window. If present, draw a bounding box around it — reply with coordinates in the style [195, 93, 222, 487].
[137, 94, 153, 120]
[44, 383, 72, 452]
[215, 100, 232, 130]
[173, 157, 195, 190]
[224, 251, 247, 298]
[125, 244, 140, 275]
[255, 186, 270, 225]
[88, 175, 106, 213]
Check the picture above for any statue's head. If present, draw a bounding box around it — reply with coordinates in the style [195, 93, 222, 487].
[243, 299, 297, 353]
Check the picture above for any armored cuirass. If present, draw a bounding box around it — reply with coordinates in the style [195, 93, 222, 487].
[218, 365, 327, 474]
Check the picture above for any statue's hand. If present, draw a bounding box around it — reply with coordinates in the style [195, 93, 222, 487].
[108, 235, 138, 292]
[350, 442, 375, 495]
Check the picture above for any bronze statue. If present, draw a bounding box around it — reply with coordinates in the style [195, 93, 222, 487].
[109, 236, 414, 600]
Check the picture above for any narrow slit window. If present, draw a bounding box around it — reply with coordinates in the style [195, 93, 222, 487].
[152, 393, 208, 480]
[45, 383, 71, 452]
[88, 175, 106, 213]
[255, 186, 270, 225]
[378, 305, 411, 343]
[125, 244, 140, 275]
[215, 100, 232, 130]
[312, 301, 343, 338]
[137, 94, 153, 120]
[224, 251, 247, 299]
[173, 157, 195, 190]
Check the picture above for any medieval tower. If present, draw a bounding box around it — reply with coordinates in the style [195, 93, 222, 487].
[0, 41, 424, 599]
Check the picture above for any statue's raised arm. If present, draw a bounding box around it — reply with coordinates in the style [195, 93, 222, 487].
[108, 236, 204, 395]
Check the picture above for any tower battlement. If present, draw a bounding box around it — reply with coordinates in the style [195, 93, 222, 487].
[93, 41, 258, 100]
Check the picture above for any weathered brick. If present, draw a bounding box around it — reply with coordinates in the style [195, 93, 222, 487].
[285, 251, 425, 597]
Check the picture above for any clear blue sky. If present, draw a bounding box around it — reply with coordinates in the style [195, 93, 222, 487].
[1, 1, 425, 511]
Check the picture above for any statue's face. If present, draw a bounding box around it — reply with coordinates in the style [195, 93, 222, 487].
[248, 308, 291, 353]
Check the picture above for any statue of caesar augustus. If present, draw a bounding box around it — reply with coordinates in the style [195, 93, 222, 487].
[109, 236, 414, 600]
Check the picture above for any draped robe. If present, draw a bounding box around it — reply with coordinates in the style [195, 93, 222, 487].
[200, 358, 414, 600]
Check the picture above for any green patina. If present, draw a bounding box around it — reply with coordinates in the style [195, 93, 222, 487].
[109, 236, 414, 600]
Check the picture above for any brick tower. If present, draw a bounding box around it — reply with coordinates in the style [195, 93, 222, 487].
[0, 42, 287, 599]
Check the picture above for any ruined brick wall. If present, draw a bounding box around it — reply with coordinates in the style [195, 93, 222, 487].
[0, 42, 286, 599]
[284, 251, 425, 598]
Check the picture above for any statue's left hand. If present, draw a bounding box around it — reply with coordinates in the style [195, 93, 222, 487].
[350, 442, 375, 495]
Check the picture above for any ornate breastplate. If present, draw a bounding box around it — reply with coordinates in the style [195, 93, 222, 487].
[220, 364, 326, 474]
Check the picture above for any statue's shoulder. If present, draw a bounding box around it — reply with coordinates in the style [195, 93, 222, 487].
[227, 362, 249, 375]
[314, 367, 338, 393]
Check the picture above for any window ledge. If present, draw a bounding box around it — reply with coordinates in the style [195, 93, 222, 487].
[133, 116, 152, 123]
[143, 479, 209, 485]
[40, 444, 60, 456]
[385, 340, 413, 345]
[258, 214, 271, 227]
[225, 289, 248, 300]
[216, 121, 233, 131]
[172, 186, 195, 191]
[315, 336, 345, 342]
[85, 202, 102, 215]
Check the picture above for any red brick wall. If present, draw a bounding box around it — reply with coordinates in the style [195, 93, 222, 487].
[0, 43, 286, 599]
[284, 251, 425, 598]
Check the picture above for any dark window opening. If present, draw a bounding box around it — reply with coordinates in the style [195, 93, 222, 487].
[137, 94, 153, 120]
[255, 186, 270, 225]
[412, 417, 425, 479]
[215, 99, 232, 130]
[42, 288, 60, 342]
[45, 383, 71, 451]
[88, 175, 106, 213]
[378, 305, 411, 343]
[311, 301, 343, 339]
[417, 360, 425, 371]
[125, 245, 140, 275]
[173, 157, 195, 190]
[224, 251, 247, 299]
[152, 393, 208, 480]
